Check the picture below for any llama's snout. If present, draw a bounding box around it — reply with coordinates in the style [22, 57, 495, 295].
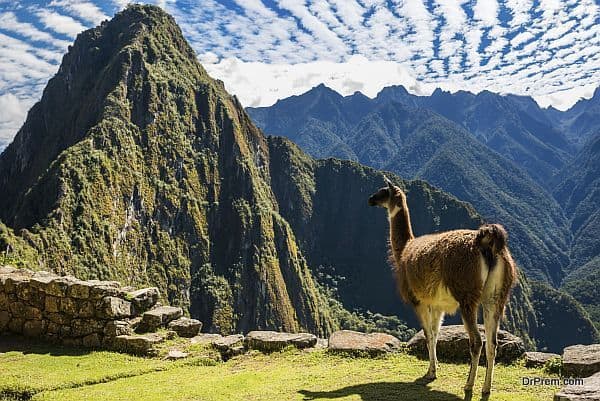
[368, 195, 377, 206]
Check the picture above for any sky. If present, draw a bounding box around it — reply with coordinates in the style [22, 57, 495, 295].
[0, 0, 599, 149]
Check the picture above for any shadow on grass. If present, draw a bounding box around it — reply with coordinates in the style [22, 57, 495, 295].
[299, 381, 487, 401]
[0, 335, 93, 356]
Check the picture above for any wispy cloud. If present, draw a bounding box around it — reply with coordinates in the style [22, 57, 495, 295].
[35, 9, 87, 37]
[0, 0, 598, 149]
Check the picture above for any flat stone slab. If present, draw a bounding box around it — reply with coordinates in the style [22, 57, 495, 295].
[164, 349, 188, 360]
[113, 333, 164, 355]
[245, 331, 317, 352]
[168, 317, 202, 338]
[525, 351, 561, 368]
[563, 344, 600, 378]
[190, 333, 223, 345]
[328, 330, 402, 355]
[554, 372, 600, 401]
[407, 325, 525, 363]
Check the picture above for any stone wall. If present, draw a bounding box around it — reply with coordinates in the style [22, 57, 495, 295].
[0, 266, 163, 348]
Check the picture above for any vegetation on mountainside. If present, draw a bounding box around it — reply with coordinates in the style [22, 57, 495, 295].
[554, 132, 600, 329]
[1, 337, 561, 401]
[529, 281, 599, 351]
[561, 257, 600, 331]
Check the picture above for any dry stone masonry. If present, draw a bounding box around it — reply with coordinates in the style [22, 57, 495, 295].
[0, 266, 200, 353]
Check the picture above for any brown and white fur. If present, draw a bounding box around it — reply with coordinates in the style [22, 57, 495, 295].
[368, 177, 516, 395]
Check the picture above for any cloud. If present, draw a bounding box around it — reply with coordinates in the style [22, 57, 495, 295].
[0, 12, 64, 45]
[202, 54, 432, 108]
[0, 0, 598, 148]
[49, 0, 109, 25]
[35, 9, 87, 37]
[0, 93, 35, 150]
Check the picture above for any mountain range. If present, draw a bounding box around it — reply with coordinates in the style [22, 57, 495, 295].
[0, 5, 596, 351]
[247, 81, 600, 333]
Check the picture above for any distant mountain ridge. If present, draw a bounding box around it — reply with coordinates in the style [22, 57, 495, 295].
[248, 83, 600, 334]
[248, 86, 573, 284]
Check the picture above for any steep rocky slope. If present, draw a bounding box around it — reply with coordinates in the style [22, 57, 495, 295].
[0, 5, 330, 336]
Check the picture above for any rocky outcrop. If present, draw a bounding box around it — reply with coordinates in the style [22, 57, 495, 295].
[407, 325, 525, 363]
[328, 330, 402, 355]
[562, 344, 600, 377]
[554, 372, 600, 401]
[524, 351, 560, 368]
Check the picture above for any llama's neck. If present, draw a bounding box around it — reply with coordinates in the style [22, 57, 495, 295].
[388, 203, 414, 261]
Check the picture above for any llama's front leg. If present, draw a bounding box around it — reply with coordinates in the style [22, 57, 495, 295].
[461, 305, 482, 392]
[482, 303, 499, 394]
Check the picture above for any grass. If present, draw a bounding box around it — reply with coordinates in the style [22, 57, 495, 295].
[0, 336, 561, 401]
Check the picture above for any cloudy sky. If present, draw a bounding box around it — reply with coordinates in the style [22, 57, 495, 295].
[0, 0, 599, 148]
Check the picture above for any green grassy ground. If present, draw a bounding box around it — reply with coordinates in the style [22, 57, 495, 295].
[0, 336, 561, 401]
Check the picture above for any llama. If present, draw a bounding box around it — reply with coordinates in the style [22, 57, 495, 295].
[368, 177, 516, 394]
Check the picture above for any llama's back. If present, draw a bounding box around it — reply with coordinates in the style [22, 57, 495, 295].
[394, 226, 516, 312]
[398, 230, 480, 310]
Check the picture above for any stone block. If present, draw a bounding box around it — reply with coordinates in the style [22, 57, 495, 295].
[83, 333, 102, 348]
[8, 317, 24, 333]
[97, 296, 133, 319]
[44, 278, 70, 297]
[0, 310, 9, 331]
[47, 312, 70, 325]
[23, 320, 46, 337]
[78, 301, 95, 318]
[71, 318, 105, 337]
[127, 287, 160, 312]
[113, 333, 164, 355]
[0, 292, 9, 311]
[104, 320, 133, 337]
[139, 306, 182, 332]
[45, 296, 61, 313]
[24, 305, 42, 320]
[524, 351, 561, 368]
[167, 317, 201, 338]
[60, 297, 79, 316]
[407, 325, 525, 364]
[69, 281, 91, 299]
[563, 344, 600, 378]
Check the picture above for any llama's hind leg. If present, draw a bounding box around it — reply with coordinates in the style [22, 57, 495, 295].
[482, 302, 500, 394]
[461, 305, 482, 392]
[415, 304, 435, 380]
[429, 307, 444, 378]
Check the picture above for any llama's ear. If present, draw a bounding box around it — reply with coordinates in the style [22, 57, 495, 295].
[383, 175, 394, 189]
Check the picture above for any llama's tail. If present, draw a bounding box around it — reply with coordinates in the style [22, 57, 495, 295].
[475, 223, 508, 270]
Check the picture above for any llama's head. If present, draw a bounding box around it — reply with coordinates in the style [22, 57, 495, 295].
[368, 176, 407, 214]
